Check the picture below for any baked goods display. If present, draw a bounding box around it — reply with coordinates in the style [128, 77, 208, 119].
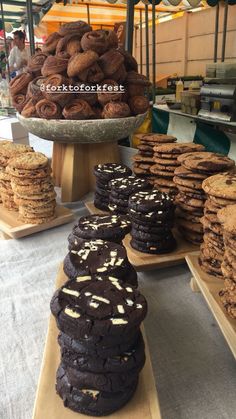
[132, 133, 177, 185]
[7, 152, 56, 224]
[10, 20, 150, 120]
[64, 239, 138, 287]
[0, 142, 33, 209]
[51, 272, 147, 415]
[173, 152, 235, 245]
[94, 163, 132, 211]
[128, 190, 176, 254]
[108, 176, 150, 214]
[199, 173, 236, 278]
[218, 204, 236, 319]
[151, 142, 205, 196]
[67, 214, 131, 248]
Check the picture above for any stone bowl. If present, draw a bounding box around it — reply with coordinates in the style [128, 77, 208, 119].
[18, 112, 147, 143]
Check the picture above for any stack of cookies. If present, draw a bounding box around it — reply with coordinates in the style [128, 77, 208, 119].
[0, 142, 33, 210]
[218, 204, 236, 319]
[68, 214, 131, 248]
[132, 133, 177, 185]
[64, 239, 138, 287]
[151, 142, 205, 196]
[108, 175, 150, 214]
[6, 152, 57, 224]
[199, 172, 236, 278]
[94, 163, 132, 211]
[128, 189, 176, 254]
[173, 152, 235, 245]
[50, 273, 147, 416]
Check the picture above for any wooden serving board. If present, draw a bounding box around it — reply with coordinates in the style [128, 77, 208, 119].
[0, 204, 74, 239]
[85, 202, 199, 271]
[186, 254, 236, 360]
[33, 265, 161, 419]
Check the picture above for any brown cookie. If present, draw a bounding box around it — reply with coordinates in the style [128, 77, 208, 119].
[153, 157, 179, 166]
[204, 199, 221, 214]
[175, 200, 204, 214]
[200, 243, 223, 263]
[173, 175, 203, 191]
[175, 184, 205, 197]
[203, 235, 224, 256]
[152, 177, 176, 188]
[208, 195, 236, 207]
[202, 173, 236, 200]
[14, 189, 56, 201]
[150, 164, 176, 174]
[176, 208, 202, 223]
[137, 144, 153, 152]
[14, 196, 56, 208]
[132, 154, 154, 164]
[174, 165, 207, 180]
[6, 165, 52, 179]
[178, 219, 203, 234]
[137, 133, 177, 143]
[11, 180, 54, 195]
[199, 255, 223, 277]
[180, 228, 203, 245]
[153, 142, 205, 155]
[176, 193, 205, 208]
[181, 152, 235, 173]
[7, 152, 48, 170]
[18, 214, 56, 225]
[200, 216, 222, 236]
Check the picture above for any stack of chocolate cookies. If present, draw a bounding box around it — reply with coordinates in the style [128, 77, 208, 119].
[199, 172, 236, 278]
[68, 214, 131, 248]
[173, 152, 234, 245]
[0, 142, 33, 210]
[218, 204, 236, 319]
[64, 239, 138, 287]
[132, 133, 177, 185]
[151, 142, 205, 196]
[108, 175, 150, 214]
[6, 152, 56, 224]
[50, 274, 147, 416]
[94, 163, 132, 211]
[128, 189, 176, 254]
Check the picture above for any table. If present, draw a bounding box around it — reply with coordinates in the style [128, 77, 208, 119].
[1, 199, 236, 419]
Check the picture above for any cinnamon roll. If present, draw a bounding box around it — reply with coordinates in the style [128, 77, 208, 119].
[41, 56, 68, 77]
[67, 51, 98, 78]
[9, 73, 33, 95]
[42, 74, 72, 106]
[99, 49, 124, 77]
[97, 80, 122, 106]
[62, 99, 95, 120]
[56, 51, 70, 60]
[56, 34, 82, 57]
[126, 71, 151, 97]
[21, 98, 37, 118]
[27, 52, 48, 76]
[92, 105, 102, 119]
[112, 63, 127, 83]
[27, 76, 45, 101]
[129, 95, 149, 115]
[12, 93, 28, 113]
[117, 47, 138, 72]
[78, 62, 104, 83]
[99, 30, 118, 49]
[81, 30, 108, 55]
[42, 32, 62, 54]
[58, 21, 91, 37]
[102, 102, 131, 119]
[36, 99, 62, 119]
[75, 82, 97, 105]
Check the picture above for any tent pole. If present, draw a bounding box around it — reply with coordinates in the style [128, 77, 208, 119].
[125, 0, 134, 53]
[145, 3, 149, 79]
[0, 0, 11, 79]
[87, 4, 90, 25]
[213, 3, 219, 62]
[140, 9, 143, 74]
[221, 0, 228, 62]
[152, 0, 156, 104]
[26, 0, 35, 55]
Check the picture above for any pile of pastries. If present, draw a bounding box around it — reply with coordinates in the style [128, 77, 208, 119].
[10, 20, 150, 120]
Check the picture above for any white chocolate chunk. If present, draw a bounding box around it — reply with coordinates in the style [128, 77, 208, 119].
[110, 250, 117, 257]
[109, 276, 119, 282]
[115, 258, 124, 266]
[112, 282, 123, 290]
[90, 301, 99, 309]
[64, 308, 80, 318]
[97, 266, 107, 272]
[136, 304, 142, 309]
[117, 305, 125, 314]
[85, 292, 92, 296]
[92, 295, 110, 304]
[126, 287, 132, 293]
[76, 276, 91, 282]
[62, 288, 80, 297]
[126, 299, 134, 306]
[82, 389, 99, 398]
[110, 318, 128, 325]
[81, 249, 90, 260]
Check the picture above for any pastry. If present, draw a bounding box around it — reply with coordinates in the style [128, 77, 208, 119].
[81, 30, 109, 55]
[58, 20, 92, 37]
[63, 100, 94, 120]
[36, 99, 62, 119]
[56, 33, 82, 56]
[9, 72, 33, 95]
[27, 51, 48, 75]
[21, 98, 37, 118]
[128, 96, 149, 115]
[99, 49, 124, 76]
[117, 47, 138, 71]
[67, 51, 98, 78]
[77, 62, 104, 83]
[42, 32, 62, 53]
[102, 102, 131, 119]
[42, 74, 71, 106]
[97, 80, 122, 106]
[27, 76, 45, 100]
[12, 93, 27, 113]
[41, 55, 68, 77]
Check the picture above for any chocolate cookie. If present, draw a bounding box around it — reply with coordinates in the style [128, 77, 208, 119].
[94, 163, 132, 182]
[181, 152, 235, 174]
[128, 189, 174, 212]
[109, 176, 150, 196]
[137, 133, 177, 143]
[153, 142, 205, 155]
[174, 165, 207, 180]
[50, 277, 147, 339]
[72, 214, 131, 241]
[130, 234, 176, 254]
[56, 363, 138, 416]
[153, 157, 179, 166]
[202, 173, 236, 200]
[150, 164, 176, 174]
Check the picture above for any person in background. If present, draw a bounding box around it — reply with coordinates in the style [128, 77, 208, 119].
[8, 30, 29, 76]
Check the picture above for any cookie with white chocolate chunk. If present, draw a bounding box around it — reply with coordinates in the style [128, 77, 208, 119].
[50, 276, 147, 340]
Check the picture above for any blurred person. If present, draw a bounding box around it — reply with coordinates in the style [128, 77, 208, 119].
[8, 30, 29, 76]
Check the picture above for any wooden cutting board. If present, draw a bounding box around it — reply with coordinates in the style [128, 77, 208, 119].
[0, 204, 74, 239]
[32, 265, 161, 419]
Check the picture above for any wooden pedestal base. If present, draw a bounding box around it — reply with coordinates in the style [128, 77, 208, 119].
[52, 141, 120, 202]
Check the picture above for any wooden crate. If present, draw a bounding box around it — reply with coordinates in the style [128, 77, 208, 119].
[0, 205, 74, 239]
[33, 266, 161, 419]
[85, 202, 199, 271]
[186, 254, 236, 360]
